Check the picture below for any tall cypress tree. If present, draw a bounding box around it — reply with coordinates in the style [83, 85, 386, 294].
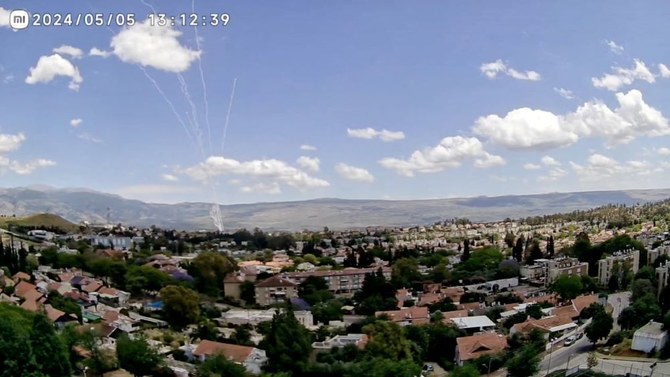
[461, 239, 470, 262]
[547, 235, 555, 258]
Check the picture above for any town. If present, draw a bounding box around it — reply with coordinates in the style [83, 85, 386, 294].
[2, 199, 670, 377]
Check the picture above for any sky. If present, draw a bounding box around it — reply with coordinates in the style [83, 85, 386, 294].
[2, 1, 670, 205]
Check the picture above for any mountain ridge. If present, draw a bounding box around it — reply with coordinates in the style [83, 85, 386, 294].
[1, 186, 669, 231]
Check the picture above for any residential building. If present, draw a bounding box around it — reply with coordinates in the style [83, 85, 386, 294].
[597, 249, 640, 285]
[285, 267, 391, 294]
[647, 242, 670, 266]
[91, 236, 133, 250]
[510, 315, 577, 339]
[375, 306, 430, 326]
[448, 316, 496, 334]
[632, 321, 668, 354]
[455, 333, 508, 366]
[190, 340, 267, 375]
[658, 261, 670, 299]
[219, 308, 313, 328]
[254, 275, 299, 306]
[521, 257, 588, 286]
[28, 230, 54, 241]
[312, 334, 368, 350]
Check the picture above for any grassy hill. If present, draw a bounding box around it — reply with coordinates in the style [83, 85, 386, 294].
[0, 213, 79, 234]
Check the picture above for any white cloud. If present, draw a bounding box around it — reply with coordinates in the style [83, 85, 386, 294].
[541, 156, 561, 166]
[570, 153, 657, 182]
[335, 163, 375, 183]
[379, 136, 505, 177]
[474, 108, 578, 150]
[657, 147, 670, 156]
[53, 45, 83, 59]
[111, 18, 201, 73]
[7, 159, 56, 175]
[347, 127, 405, 142]
[605, 40, 624, 55]
[70, 118, 83, 127]
[296, 156, 320, 172]
[89, 47, 111, 58]
[554, 87, 574, 100]
[474, 89, 670, 149]
[592, 59, 655, 91]
[25, 54, 83, 91]
[538, 167, 568, 182]
[0, 7, 9, 28]
[77, 133, 102, 143]
[240, 182, 281, 194]
[300, 144, 317, 151]
[480, 59, 541, 81]
[184, 156, 329, 189]
[523, 163, 541, 170]
[161, 173, 179, 182]
[659, 64, 670, 78]
[0, 133, 25, 153]
[3, 74, 14, 84]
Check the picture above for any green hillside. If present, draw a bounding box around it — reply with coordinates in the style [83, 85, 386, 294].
[0, 213, 78, 234]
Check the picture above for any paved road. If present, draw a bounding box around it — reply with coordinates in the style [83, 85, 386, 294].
[541, 336, 591, 375]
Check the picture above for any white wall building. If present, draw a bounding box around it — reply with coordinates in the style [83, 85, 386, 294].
[632, 321, 667, 354]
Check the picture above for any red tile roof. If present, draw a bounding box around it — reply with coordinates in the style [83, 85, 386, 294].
[457, 333, 508, 362]
[193, 340, 255, 363]
[14, 281, 37, 298]
[375, 307, 430, 325]
[255, 275, 299, 288]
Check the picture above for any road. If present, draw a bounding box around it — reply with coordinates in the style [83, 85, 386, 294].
[541, 336, 592, 375]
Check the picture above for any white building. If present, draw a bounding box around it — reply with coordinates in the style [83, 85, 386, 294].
[632, 321, 667, 354]
[448, 316, 496, 333]
[597, 248, 640, 285]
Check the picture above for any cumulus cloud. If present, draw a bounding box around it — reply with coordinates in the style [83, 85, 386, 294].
[240, 182, 281, 194]
[592, 59, 655, 91]
[161, 173, 179, 182]
[184, 156, 329, 190]
[474, 89, 670, 149]
[0, 133, 26, 153]
[70, 118, 82, 127]
[379, 136, 505, 177]
[657, 147, 670, 156]
[605, 40, 624, 55]
[570, 153, 658, 182]
[541, 156, 561, 166]
[335, 163, 375, 182]
[480, 59, 541, 81]
[523, 163, 541, 170]
[111, 18, 201, 72]
[53, 45, 83, 59]
[659, 64, 670, 79]
[300, 144, 317, 151]
[0, 7, 9, 28]
[25, 54, 83, 91]
[554, 87, 574, 100]
[0, 133, 55, 175]
[296, 156, 320, 172]
[347, 127, 405, 142]
[89, 47, 111, 58]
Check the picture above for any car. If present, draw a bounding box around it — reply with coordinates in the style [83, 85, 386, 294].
[564, 336, 576, 346]
[422, 364, 434, 372]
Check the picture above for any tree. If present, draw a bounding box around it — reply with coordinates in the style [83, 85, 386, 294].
[298, 276, 333, 305]
[159, 285, 201, 329]
[260, 306, 312, 374]
[585, 309, 613, 345]
[505, 345, 540, 377]
[451, 364, 481, 377]
[550, 275, 583, 302]
[30, 313, 72, 377]
[504, 232, 515, 248]
[525, 240, 543, 264]
[116, 334, 163, 377]
[546, 235, 555, 258]
[391, 258, 421, 288]
[462, 239, 470, 262]
[240, 281, 256, 304]
[513, 236, 525, 262]
[190, 251, 235, 297]
[496, 259, 520, 279]
[344, 358, 421, 377]
[587, 352, 598, 369]
[197, 354, 248, 377]
[125, 265, 171, 295]
[363, 320, 413, 361]
[631, 279, 655, 301]
[525, 304, 543, 319]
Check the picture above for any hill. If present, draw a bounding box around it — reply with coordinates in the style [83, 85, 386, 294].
[0, 186, 669, 231]
[0, 213, 79, 234]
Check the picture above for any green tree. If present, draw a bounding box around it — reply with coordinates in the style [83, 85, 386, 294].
[298, 276, 333, 305]
[586, 309, 613, 345]
[462, 239, 471, 262]
[550, 275, 583, 302]
[526, 239, 544, 264]
[363, 320, 413, 360]
[345, 358, 421, 377]
[116, 334, 163, 377]
[451, 364, 481, 377]
[197, 354, 248, 377]
[189, 251, 235, 297]
[525, 304, 543, 319]
[240, 281, 256, 304]
[391, 258, 421, 288]
[29, 313, 72, 377]
[125, 265, 171, 295]
[505, 345, 540, 377]
[259, 306, 312, 374]
[631, 279, 656, 301]
[159, 285, 201, 329]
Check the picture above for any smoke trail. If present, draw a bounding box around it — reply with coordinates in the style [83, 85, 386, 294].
[191, 0, 213, 156]
[221, 78, 238, 154]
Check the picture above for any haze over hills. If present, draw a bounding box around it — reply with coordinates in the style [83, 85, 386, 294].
[1, 186, 670, 231]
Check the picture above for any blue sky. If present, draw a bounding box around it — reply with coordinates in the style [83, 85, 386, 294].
[2, 1, 670, 205]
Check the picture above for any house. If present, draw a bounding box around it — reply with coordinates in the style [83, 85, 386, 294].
[219, 308, 314, 328]
[191, 340, 267, 374]
[510, 315, 577, 339]
[441, 309, 470, 322]
[455, 332, 508, 366]
[223, 274, 247, 301]
[12, 271, 31, 283]
[312, 334, 368, 350]
[254, 275, 300, 306]
[375, 307, 430, 326]
[448, 316, 496, 333]
[632, 321, 668, 353]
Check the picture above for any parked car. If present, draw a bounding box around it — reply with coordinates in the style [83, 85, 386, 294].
[422, 364, 434, 372]
[564, 336, 576, 346]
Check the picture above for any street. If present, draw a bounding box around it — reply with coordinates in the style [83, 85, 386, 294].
[541, 336, 592, 375]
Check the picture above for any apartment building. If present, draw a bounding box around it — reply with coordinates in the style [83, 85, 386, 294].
[285, 267, 392, 294]
[521, 257, 588, 286]
[656, 261, 670, 298]
[254, 275, 299, 306]
[597, 248, 640, 285]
